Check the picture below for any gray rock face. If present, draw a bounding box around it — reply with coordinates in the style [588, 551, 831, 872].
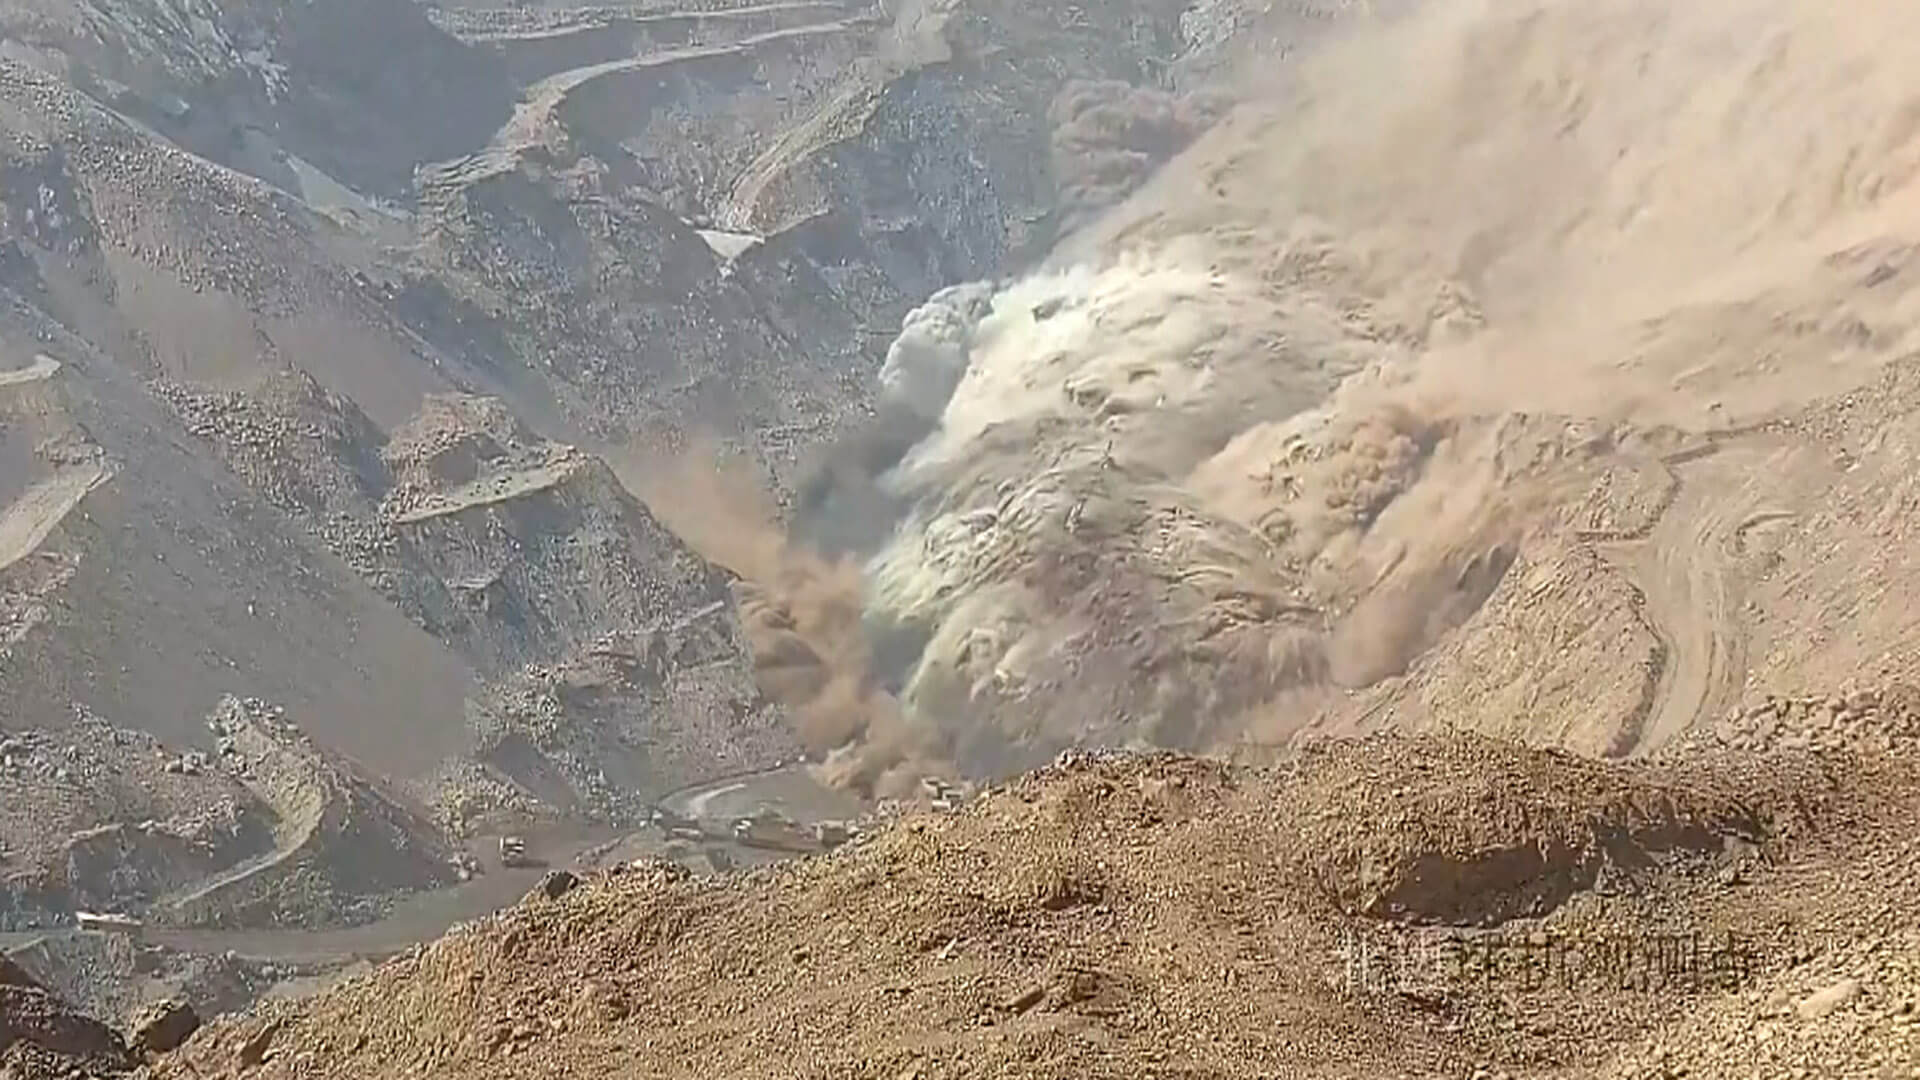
[526, 870, 581, 903]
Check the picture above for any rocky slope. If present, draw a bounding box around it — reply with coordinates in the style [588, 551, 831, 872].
[0, 716, 275, 931]
[142, 731, 1920, 1079]
[0, 696, 456, 934]
[0, 952, 132, 1078]
[0, 0, 1238, 950]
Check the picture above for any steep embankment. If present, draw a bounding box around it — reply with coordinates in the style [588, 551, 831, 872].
[156, 697, 456, 931]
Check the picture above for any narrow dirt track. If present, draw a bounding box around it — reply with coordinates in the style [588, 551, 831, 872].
[0, 354, 59, 387]
[0, 767, 851, 972]
[0, 464, 106, 574]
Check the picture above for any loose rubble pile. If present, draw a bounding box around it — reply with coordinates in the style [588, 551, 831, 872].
[1703, 687, 1920, 756]
[0, 953, 133, 1078]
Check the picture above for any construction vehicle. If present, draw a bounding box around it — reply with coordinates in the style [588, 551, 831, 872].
[729, 808, 817, 853]
[921, 775, 964, 812]
[812, 821, 853, 849]
[76, 912, 144, 938]
[499, 835, 536, 868]
[648, 807, 707, 843]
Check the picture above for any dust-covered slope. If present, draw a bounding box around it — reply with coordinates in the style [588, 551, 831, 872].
[814, 0, 1920, 783]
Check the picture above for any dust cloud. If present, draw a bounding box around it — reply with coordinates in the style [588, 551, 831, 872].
[1048, 80, 1229, 234]
[617, 438, 948, 797]
[658, 0, 1920, 787]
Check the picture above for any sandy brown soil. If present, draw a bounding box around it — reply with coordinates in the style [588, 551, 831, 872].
[143, 732, 1920, 1079]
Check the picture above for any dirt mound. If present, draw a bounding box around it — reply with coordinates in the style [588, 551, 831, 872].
[0, 960, 130, 1079]
[154, 370, 392, 543]
[144, 734, 1920, 1078]
[1284, 736, 1770, 925]
[1701, 685, 1920, 757]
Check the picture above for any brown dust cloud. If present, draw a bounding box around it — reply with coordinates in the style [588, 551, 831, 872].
[636, 0, 1920, 792]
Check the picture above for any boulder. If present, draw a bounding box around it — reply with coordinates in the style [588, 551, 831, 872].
[129, 998, 201, 1054]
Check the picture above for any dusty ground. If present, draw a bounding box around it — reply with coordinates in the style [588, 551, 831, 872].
[145, 731, 1920, 1079]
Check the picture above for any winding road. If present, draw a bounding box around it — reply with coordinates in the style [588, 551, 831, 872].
[2, 764, 858, 971]
[659, 762, 860, 824]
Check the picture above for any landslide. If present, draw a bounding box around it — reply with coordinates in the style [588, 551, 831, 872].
[0, 0, 1244, 815]
[815, 0, 1920, 785]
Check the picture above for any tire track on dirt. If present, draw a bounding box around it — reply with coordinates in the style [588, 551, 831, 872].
[1597, 444, 1785, 755]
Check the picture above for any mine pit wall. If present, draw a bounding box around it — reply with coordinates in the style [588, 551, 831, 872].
[488, 5, 862, 88]
[466, 579, 799, 823]
[190, 0, 516, 201]
[165, 708, 452, 931]
[553, 26, 870, 222]
[387, 459, 739, 676]
[0, 816, 274, 933]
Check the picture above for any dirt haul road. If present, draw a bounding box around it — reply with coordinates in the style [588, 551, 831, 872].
[3, 766, 855, 973]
